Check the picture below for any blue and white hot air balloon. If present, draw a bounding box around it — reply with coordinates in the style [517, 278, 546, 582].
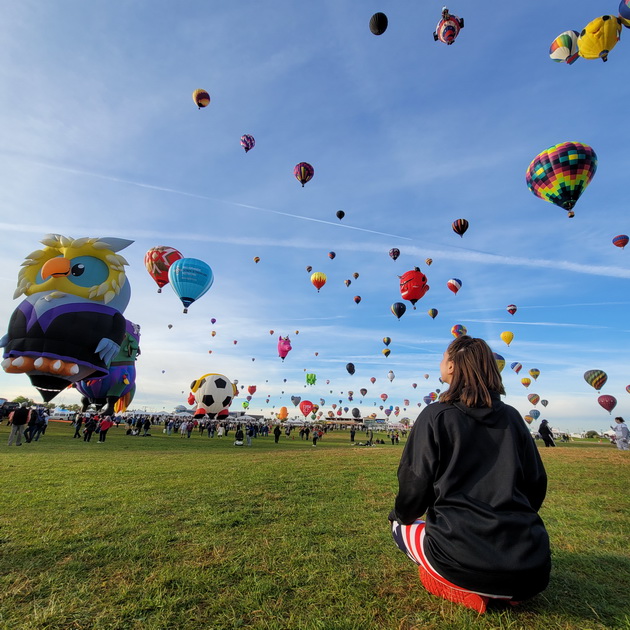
[168, 258, 214, 313]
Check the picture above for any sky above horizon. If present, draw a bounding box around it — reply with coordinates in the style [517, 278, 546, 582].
[0, 1, 628, 433]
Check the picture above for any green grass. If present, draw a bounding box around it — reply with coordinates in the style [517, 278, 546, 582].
[1, 422, 628, 630]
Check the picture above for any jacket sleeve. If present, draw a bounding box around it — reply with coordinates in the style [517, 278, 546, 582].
[390, 409, 438, 525]
[520, 430, 548, 512]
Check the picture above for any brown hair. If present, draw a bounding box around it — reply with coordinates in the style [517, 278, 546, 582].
[439, 336, 505, 408]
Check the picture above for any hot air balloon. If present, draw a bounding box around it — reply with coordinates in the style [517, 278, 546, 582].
[389, 248, 400, 261]
[167, 324, 173, 329]
[584, 369, 607, 391]
[192, 89, 210, 108]
[370, 377, 376, 384]
[211, 318, 216, 324]
[399, 267, 429, 308]
[328, 252, 336, 260]
[549, 30, 580, 64]
[353, 272, 359, 279]
[412, 383, 417, 389]
[294, 162, 314, 187]
[493, 353, 505, 373]
[346, 363, 355, 375]
[344, 279, 352, 288]
[529, 369, 540, 380]
[383, 337, 391, 346]
[424, 374, 429, 380]
[380, 394, 388, 402]
[291, 396, 301, 406]
[391, 302, 406, 320]
[530, 409, 541, 420]
[613, 235, 629, 249]
[451, 324, 467, 338]
[306, 373, 316, 385]
[387, 370, 395, 382]
[311, 272, 327, 292]
[168, 258, 214, 313]
[299, 400, 314, 417]
[526, 142, 598, 216]
[598, 394, 617, 414]
[425, 258, 433, 266]
[433, 7, 464, 45]
[278, 406, 288, 420]
[447, 278, 461, 295]
[500, 331, 514, 346]
[354, 296, 361, 305]
[369, 12, 388, 35]
[306, 266, 312, 273]
[452, 219, 469, 237]
[507, 304, 517, 315]
[621, 0, 630, 27]
[144, 246, 183, 293]
[578, 16, 622, 62]
[240, 134, 255, 153]
[360, 388, 367, 397]
[382, 348, 391, 357]
[527, 393, 540, 406]
[278, 336, 292, 361]
[523, 415, 534, 425]
[423, 395, 434, 405]
[521, 378, 531, 388]
[627, 385, 630, 394]
[541, 399, 548, 408]
[428, 308, 438, 319]
[511, 362, 522, 374]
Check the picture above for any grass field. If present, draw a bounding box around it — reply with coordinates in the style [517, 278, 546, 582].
[1, 422, 628, 630]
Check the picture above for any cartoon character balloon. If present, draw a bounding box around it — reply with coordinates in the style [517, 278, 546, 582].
[1, 234, 133, 401]
[187, 373, 236, 419]
[144, 246, 183, 293]
[526, 142, 598, 216]
[399, 267, 429, 308]
[278, 336, 292, 361]
[168, 258, 214, 313]
[577, 16, 622, 62]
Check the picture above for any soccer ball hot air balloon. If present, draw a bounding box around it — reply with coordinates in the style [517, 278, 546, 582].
[144, 246, 183, 293]
[428, 308, 438, 319]
[578, 16, 622, 62]
[451, 324, 467, 338]
[598, 394, 617, 414]
[452, 219, 469, 237]
[188, 373, 236, 419]
[389, 248, 400, 261]
[369, 12, 388, 35]
[311, 272, 327, 292]
[549, 30, 580, 64]
[521, 378, 531, 388]
[240, 134, 255, 153]
[447, 279, 461, 295]
[500, 331, 514, 346]
[613, 235, 629, 249]
[391, 302, 406, 320]
[433, 7, 464, 45]
[294, 162, 314, 187]
[584, 369, 607, 391]
[192, 89, 210, 108]
[399, 267, 429, 308]
[168, 258, 214, 314]
[507, 304, 517, 315]
[526, 142, 598, 216]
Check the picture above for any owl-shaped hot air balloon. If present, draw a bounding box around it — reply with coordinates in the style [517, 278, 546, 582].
[0, 234, 133, 401]
[75, 320, 140, 415]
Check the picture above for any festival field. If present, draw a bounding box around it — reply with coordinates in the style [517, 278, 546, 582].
[1, 423, 628, 630]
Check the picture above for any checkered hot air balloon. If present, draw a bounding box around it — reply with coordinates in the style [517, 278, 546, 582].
[526, 142, 597, 216]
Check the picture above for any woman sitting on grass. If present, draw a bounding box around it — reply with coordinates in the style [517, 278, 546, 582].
[389, 335, 550, 613]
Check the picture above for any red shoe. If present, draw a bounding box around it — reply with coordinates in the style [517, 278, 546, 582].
[418, 565, 489, 614]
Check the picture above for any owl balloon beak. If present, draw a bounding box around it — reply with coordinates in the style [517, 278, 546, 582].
[41, 257, 71, 280]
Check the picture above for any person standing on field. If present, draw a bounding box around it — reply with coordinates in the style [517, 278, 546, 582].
[612, 417, 629, 450]
[7, 403, 30, 446]
[98, 416, 114, 443]
[273, 424, 281, 444]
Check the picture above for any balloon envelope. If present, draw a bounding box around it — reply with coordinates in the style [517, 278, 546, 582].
[613, 235, 629, 249]
[584, 369, 607, 391]
[391, 302, 406, 320]
[294, 162, 314, 187]
[452, 219, 469, 237]
[369, 12, 388, 35]
[549, 30, 580, 64]
[428, 308, 438, 319]
[389, 248, 400, 261]
[240, 134, 255, 153]
[192, 89, 210, 108]
[506, 304, 517, 315]
[598, 394, 617, 414]
[451, 324, 467, 338]
[168, 258, 214, 313]
[447, 279, 461, 295]
[500, 331, 514, 346]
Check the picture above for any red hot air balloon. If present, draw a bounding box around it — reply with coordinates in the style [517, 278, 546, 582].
[598, 394, 617, 414]
[613, 235, 629, 249]
[447, 278, 462, 295]
[299, 400, 314, 417]
[294, 162, 314, 187]
[452, 219, 469, 237]
[399, 267, 429, 308]
[507, 304, 517, 315]
[144, 246, 183, 292]
[247, 385, 257, 395]
[370, 377, 376, 384]
[353, 296, 361, 304]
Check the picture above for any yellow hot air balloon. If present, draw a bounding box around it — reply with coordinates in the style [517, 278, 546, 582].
[310, 272, 327, 292]
[425, 258, 433, 266]
[500, 331, 514, 346]
[521, 378, 531, 388]
[192, 89, 211, 108]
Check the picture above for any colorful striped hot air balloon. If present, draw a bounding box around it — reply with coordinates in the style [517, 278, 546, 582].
[240, 134, 255, 153]
[192, 89, 210, 108]
[451, 324, 467, 338]
[527, 393, 540, 406]
[529, 368, 540, 380]
[294, 162, 314, 187]
[507, 304, 517, 315]
[521, 378, 531, 388]
[452, 219, 469, 237]
[428, 308, 438, 319]
[584, 369, 607, 391]
[447, 278, 461, 295]
[613, 235, 629, 249]
[526, 142, 597, 216]
[511, 362, 522, 374]
[620, 0, 630, 27]
[549, 30, 580, 64]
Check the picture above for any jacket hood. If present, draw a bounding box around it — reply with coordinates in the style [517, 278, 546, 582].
[453, 392, 503, 425]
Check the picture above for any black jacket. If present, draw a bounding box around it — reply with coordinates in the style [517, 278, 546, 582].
[391, 395, 550, 599]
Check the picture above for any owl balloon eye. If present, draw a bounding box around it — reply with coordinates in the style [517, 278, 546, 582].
[71, 264, 85, 277]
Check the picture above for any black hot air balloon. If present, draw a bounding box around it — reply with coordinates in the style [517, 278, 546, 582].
[452, 219, 469, 237]
[369, 12, 388, 35]
[336, 210, 345, 220]
[346, 362, 356, 375]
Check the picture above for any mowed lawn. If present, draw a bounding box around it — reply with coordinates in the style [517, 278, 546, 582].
[0, 422, 628, 630]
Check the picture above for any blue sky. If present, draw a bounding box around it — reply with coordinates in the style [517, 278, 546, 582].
[0, 1, 629, 432]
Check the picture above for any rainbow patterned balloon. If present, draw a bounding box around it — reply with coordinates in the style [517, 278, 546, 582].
[526, 142, 597, 215]
[549, 30, 580, 64]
